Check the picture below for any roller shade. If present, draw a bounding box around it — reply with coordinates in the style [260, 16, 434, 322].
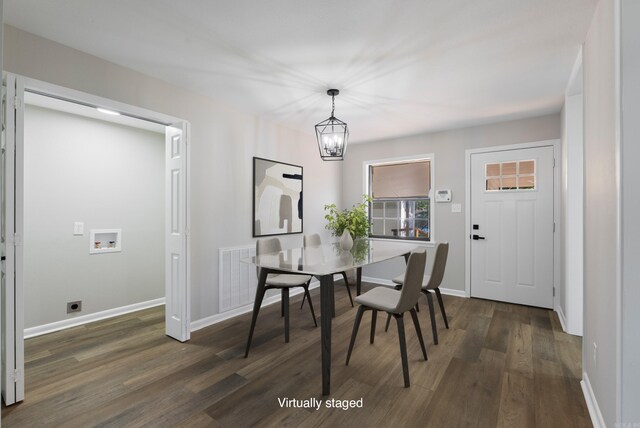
[371, 160, 431, 199]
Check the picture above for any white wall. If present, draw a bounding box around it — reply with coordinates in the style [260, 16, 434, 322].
[620, 0, 640, 423]
[583, 0, 618, 424]
[3, 25, 342, 323]
[341, 114, 561, 291]
[23, 104, 164, 328]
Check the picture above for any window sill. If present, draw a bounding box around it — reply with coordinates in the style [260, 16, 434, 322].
[367, 237, 436, 247]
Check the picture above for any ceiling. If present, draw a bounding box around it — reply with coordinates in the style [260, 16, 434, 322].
[5, 0, 597, 143]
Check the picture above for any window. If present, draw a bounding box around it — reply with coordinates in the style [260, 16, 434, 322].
[368, 159, 432, 241]
[485, 160, 535, 191]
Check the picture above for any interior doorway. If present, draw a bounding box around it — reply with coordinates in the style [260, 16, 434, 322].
[1, 73, 191, 405]
[22, 92, 166, 340]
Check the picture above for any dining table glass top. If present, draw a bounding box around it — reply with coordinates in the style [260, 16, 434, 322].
[242, 238, 421, 276]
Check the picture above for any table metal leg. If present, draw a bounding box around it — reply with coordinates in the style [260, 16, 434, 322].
[245, 268, 269, 358]
[320, 274, 333, 395]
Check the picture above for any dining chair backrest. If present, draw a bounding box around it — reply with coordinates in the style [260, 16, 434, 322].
[256, 237, 282, 279]
[394, 250, 427, 313]
[303, 234, 322, 247]
[425, 242, 449, 290]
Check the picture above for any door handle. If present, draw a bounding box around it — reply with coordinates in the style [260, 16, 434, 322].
[472, 235, 485, 240]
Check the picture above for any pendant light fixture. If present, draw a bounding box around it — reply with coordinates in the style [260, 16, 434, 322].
[315, 89, 349, 161]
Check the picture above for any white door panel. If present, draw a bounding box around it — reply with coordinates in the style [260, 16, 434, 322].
[470, 146, 554, 308]
[2, 73, 25, 405]
[165, 124, 190, 342]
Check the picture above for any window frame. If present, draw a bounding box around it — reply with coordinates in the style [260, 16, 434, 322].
[363, 154, 435, 243]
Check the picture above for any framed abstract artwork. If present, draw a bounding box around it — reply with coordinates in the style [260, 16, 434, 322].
[253, 157, 303, 237]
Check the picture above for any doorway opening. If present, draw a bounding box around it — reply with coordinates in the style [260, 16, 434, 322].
[1, 74, 191, 405]
[23, 91, 166, 338]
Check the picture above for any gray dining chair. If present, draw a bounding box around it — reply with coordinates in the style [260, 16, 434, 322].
[346, 250, 428, 388]
[302, 234, 354, 308]
[244, 237, 316, 358]
[390, 242, 450, 345]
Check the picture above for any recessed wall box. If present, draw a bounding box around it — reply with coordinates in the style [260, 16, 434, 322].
[89, 229, 122, 254]
[435, 189, 452, 202]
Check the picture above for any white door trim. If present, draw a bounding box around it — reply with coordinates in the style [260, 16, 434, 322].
[465, 139, 561, 308]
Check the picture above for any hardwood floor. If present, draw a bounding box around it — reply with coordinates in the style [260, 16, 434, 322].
[2, 283, 591, 427]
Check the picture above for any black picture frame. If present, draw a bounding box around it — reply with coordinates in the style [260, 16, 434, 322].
[252, 157, 303, 237]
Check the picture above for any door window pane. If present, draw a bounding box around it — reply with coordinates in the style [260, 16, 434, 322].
[502, 162, 517, 176]
[485, 160, 536, 192]
[486, 178, 500, 191]
[519, 160, 535, 174]
[486, 163, 500, 177]
[518, 175, 535, 189]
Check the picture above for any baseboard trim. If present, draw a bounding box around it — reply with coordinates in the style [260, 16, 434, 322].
[556, 304, 568, 333]
[24, 297, 166, 339]
[191, 280, 321, 332]
[361, 276, 468, 298]
[581, 372, 605, 428]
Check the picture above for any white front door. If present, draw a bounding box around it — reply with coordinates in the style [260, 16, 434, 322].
[470, 146, 555, 308]
[165, 124, 190, 342]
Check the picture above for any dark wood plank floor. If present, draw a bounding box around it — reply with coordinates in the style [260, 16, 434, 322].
[2, 282, 591, 427]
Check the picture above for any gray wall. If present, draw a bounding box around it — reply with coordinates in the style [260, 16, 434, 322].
[342, 114, 561, 291]
[24, 104, 165, 328]
[3, 25, 342, 323]
[621, 0, 640, 423]
[583, 0, 618, 424]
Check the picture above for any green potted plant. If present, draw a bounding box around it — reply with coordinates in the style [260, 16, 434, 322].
[324, 195, 372, 249]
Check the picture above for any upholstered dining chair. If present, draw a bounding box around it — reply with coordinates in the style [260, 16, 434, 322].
[346, 250, 428, 388]
[244, 238, 317, 358]
[301, 234, 354, 307]
[391, 242, 450, 345]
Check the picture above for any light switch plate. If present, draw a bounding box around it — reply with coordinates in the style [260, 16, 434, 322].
[74, 222, 84, 236]
[451, 204, 462, 213]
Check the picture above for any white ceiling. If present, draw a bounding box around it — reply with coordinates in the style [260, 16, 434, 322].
[5, 0, 597, 143]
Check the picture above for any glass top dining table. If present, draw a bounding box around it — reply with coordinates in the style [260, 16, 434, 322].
[242, 238, 421, 395]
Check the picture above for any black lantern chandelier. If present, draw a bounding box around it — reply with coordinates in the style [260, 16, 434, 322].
[315, 89, 348, 161]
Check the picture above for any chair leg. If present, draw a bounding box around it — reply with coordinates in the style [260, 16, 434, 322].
[370, 309, 378, 344]
[341, 272, 354, 307]
[387, 283, 402, 332]
[385, 313, 392, 332]
[300, 291, 306, 309]
[304, 284, 318, 327]
[424, 290, 438, 345]
[346, 306, 366, 365]
[395, 314, 410, 388]
[245, 282, 267, 358]
[282, 288, 290, 343]
[435, 289, 449, 329]
[409, 308, 428, 360]
[281, 294, 285, 317]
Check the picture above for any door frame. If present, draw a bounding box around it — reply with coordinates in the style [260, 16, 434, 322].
[464, 139, 561, 309]
[2, 73, 192, 401]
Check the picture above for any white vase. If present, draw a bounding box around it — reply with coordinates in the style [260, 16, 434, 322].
[340, 229, 354, 251]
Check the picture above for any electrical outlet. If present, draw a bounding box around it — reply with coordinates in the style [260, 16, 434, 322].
[67, 301, 82, 313]
[593, 342, 597, 368]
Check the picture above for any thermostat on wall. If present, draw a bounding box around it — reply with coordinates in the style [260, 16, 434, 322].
[435, 189, 452, 202]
